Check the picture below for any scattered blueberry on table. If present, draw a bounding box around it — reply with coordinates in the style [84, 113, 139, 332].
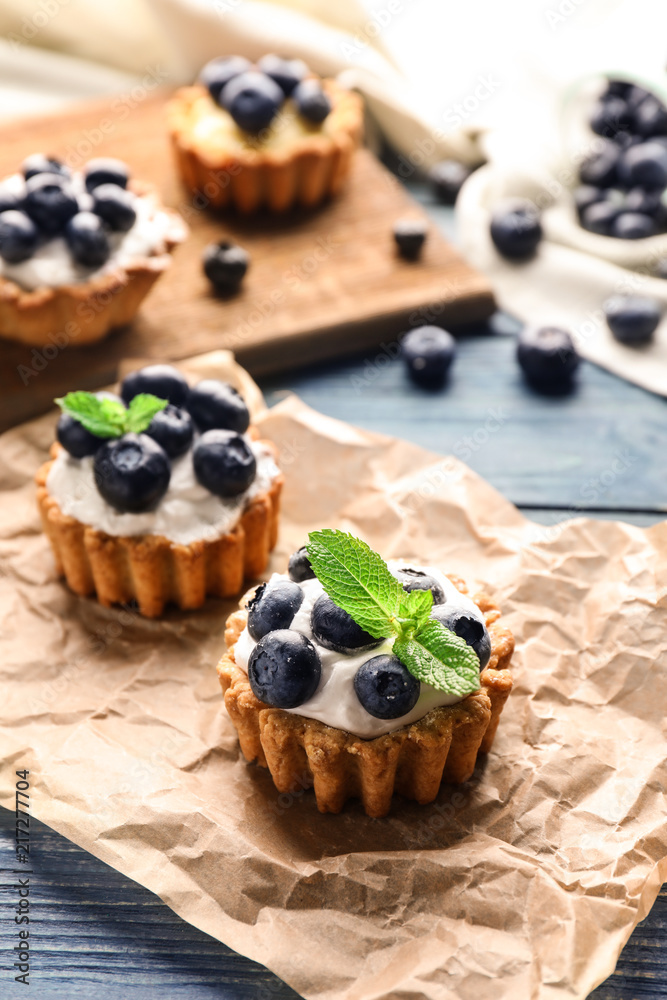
[202, 240, 250, 295]
[401, 325, 456, 386]
[392, 218, 428, 260]
[428, 160, 474, 205]
[603, 295, 662, 345]
[490, 199, 543, 259]
[516, 325, 580, 392]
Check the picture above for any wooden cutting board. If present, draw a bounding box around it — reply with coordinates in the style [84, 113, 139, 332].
[0, 91, 495, 430]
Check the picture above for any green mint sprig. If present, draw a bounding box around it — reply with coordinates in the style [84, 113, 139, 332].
[55, 391, 167, 438]
[306, 529, 480, 697]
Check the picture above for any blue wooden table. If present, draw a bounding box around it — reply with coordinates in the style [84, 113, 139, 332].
[1, 179, 666, 999]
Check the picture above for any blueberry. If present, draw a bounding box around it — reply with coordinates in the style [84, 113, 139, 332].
[311, 594, 382, 655]
[257, 54, 308, 96]
[64, 212, 111, 268]
[603, 295, 661, 345]
[186, 380, 250, 433]
[354, 654, 420, 720]
[77, 191, 95, 213]
[203, 240, 249, 294]
[392, 218, 427, 260]
[573, 185, 604, 217]
[589, 97, 631, 139]
[618, 141, 667, 189]
[401, 326, 456, 387]
[430, 604, 491, 669]
[579, 141, 620, 187]
[635, 97, 667, 137]
[56, 413, 103, 458]
[199, 55, 252, 104]
[0, 210, 40, 263]
[23, 173, 78, 234]
[247, 580, 304, 640]
[623, 187, 666, 220]
[93, 433, 171, 513]
[220, 70, 284, 132]
[84, 157, 129, 191]
[120, 365, 189, 407]
[393, 566, 445, 605]
[21, 154, 70, 181]
[192, 429, 256, 497]
[145, 404, 194, 458]
[91, 184, 136, 232]
[247, 629, 321, 709]
[517, 325, 579, 391]
[428, 159, 473, 205]
[288, 546, 315, 582]
[490, 199, 542, 259]
[580, 198, 623, 235]
[0, 189, 20, 214]
[605, 79, 633, 99]
[610, 212, 657, 239]
[625, 84, 653, 112]
[293, 79, 332, 123]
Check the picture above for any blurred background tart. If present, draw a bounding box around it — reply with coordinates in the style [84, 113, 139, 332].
[167, 54, 364, 214]
[0, 154, 187, 347]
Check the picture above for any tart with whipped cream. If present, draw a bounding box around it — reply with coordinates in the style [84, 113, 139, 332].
[36, 365, 283, 617]
[217, 530, 513, 817]
[167, 54, 363, 214]
[0, 153, 187, 347]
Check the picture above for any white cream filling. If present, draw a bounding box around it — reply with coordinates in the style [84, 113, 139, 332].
[46, 437, 280, 546]
[234, 562, 484, 739]
[0, 172, 175, 291]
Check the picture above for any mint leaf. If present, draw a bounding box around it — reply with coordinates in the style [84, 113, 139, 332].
[307, 529, 405, 638]
[55, 392, 123, 438]
[398, 586, 433, 625]
[125, 393, 168, 433]
[394, 619, 480, 697]
[55, 390, 167, 439]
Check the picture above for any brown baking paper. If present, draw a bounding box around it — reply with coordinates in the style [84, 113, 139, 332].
[2, 349, 667, 1000]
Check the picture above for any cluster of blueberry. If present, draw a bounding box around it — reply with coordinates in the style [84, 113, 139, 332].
[577, 79, 667, 239]
[200, 54, 332, 134]
[245, 550, 491, 719]
[0, 155, 137, 268]
[57, 365, 257, 514]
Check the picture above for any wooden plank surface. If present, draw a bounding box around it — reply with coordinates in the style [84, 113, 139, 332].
[0, 92, 494, 431]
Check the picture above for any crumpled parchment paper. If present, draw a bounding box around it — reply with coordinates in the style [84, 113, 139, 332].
[1, 350, 666, 1000]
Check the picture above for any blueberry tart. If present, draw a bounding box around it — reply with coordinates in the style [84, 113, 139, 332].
[35, 366, 283, 617]
[217, 530, 513, 817]
[166, 54, 363, 213]
[0, 155, 187, 347]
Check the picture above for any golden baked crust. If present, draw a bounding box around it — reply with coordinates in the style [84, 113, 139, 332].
[35, 444, 283, 618]
[217, 578, 514, 817]
[0, 181, 188, 348]
[167, 80, 364, 213]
